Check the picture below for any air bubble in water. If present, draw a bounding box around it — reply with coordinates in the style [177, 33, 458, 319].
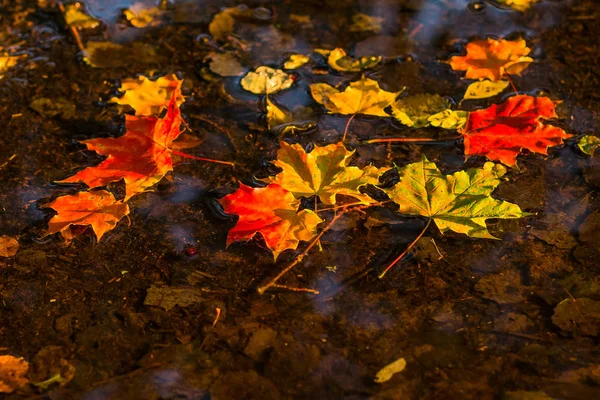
[467, 1, 486, 14]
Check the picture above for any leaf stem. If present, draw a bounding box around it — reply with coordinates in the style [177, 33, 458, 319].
[378, 218, 432, 279]
[342, 114, 356, 143]
[364, 137, 441, 144]
[58, 1, 86, 54]
[170, 149, 235, 167]
[503, 71, 519, 95]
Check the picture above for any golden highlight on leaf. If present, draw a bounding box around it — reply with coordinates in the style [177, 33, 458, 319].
[448, 38, 533, 81]
[110, 74, 184, 116]
[284, 54, 310, 69]
[310, 77, 402, 117]
[384, 156, 528, 238]
[45, 190, 130, 241]
[123, 3, 163, 28]
[263, 141, 389, 205]
[64, 3, 100, 29]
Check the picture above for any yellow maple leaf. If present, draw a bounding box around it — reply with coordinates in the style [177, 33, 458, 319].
[310, 77, 402, 117]
[110, 74, 184, 116]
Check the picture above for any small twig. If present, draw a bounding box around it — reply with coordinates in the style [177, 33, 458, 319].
[272, 284, 319, 294]
[342, 114, 356, 143]
[212, 307, 221, 327]
[58, 1, 86, 54]
[0, 153, 16, 170]
[378, 218, 432, 279]
[170, 149, 235, 167]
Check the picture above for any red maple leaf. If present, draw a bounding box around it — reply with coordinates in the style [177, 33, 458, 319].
[58, 97, 198, 200]
[219, 183, 323, 260]
[461, 95, 572, 166]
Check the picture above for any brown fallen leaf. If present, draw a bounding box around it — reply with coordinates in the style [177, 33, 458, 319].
[0, 235, 19, 257]
[0, 355, 29, 393]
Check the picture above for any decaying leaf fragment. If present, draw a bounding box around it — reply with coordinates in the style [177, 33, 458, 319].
[349, 13, 384, 33]
[209, 6, 250, 41]
[427, 109, 468, 130]
[327, 48, 381, 72]
[461, 95, 572, 166]
[0, 235, 19, 257]
[463, 80, 510, 100]
[265, 98, 315, 135]
[123, 3, 164, 28]
[578, 135, 600, 156]
[448, 38, 533, 81]
[498, 0, 539, 11]
[374, 357, 406, 383]
[58, 97, 197, 200]
[83, 41, 159, 68]
[219, 183, 323, 260]
[310, 77, 402, 117]
[64, 3, 100, 29]
[263, 141, 389, 205]
[241, 66, 294, 95]
[384, 156, 528, 238]
[390, 94, 449, 128]
[109, 74, 184, 116]
[0, 54, 24, 74]
[208, 52, 246, 77]
[0, 355, 29, 393]
[283, 54, 310, 70]
[45, 190, 130, 241]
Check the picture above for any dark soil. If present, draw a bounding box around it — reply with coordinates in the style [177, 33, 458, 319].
[1, 0, 600, 399]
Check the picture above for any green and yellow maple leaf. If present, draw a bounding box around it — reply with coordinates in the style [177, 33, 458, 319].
[263, 141, 388, 205]
[327, 48, 381, 72]
[310, 77, 402, 117]
[384, 156, 528, 238]
[390, 94, 449, 128]
[578, 135, 600, 156]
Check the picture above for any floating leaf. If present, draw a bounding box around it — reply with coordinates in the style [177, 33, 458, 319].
[209, 6, 248, 41]
[390, 94, 449, 128]
[461, 94, 572, 166]
[349, 13, 384, 33]
[463, 80, 510, 100]
[265, 98, 316, 135]
[241, 66, 294, 95]
[384, 156, 528, 238]
[0, 235, 19, 257]
[64, 3, 100, 29]
[427, 109, 468, 130]
[219, 183, 323, 260]
[123, 2, 163, 28]
[448, 38, 533, 81]
[0, 355, 29, 393]
[283, 54, 310, 69]
[109, 74, 184, 116]
[498, 0, 539, 11]
[58, 97, 196, 199]
[30, 97, 76, 118]
[310, 77, 401, 117]
[374, 357, 406, 383]
[578, 135, 600, 156]
[45, 190, 130, 241]
[0, 54, 24, 73]
[208, 52, 246, 77]
[327, 48, 381, 72]
[263, 141, 388, 205]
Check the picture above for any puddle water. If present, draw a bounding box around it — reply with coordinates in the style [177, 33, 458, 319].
[1, 0, 600, 398]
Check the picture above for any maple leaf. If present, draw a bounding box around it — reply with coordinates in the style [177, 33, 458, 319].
[0, 355, 29, 393]
[45, 190, 130, 241]
[241, 66, 294, 95]
[384, 156, 528, 239]
[310, 77, 402, 117]
[461, 94, 572, 166]
[58, 97, 197, 199]
[219, 183, 323, 260]
[263, 141, 388, 205]
[109, 74, 184, 116]
[448, 38, 533, 81]
[390, 94, 449, 128]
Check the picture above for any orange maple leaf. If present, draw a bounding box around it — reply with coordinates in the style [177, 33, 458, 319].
[219, 183, 323, 260]
[448, 38, 533, 81]
[45, 190, 130, 241]
[461, 94, 572, 166]
[58, 97, 198, 199]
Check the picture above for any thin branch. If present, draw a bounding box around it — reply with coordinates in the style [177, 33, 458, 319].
[364, 137, 455, 144]
[271, 284, 320, 295]
[378, 218, 432, 279]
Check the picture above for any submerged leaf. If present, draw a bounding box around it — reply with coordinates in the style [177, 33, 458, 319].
[209, 6, 248, 41]
[498, 0, 539, 11]
[349, 13, 384, 33]
[266, 98, 291, 129]
[0, 355, 29, 393]
[461, 94, 572, 166]
[427, 109, 468, 130]
[219, 183, 323, 260]
[384, 156, 528, 238]
[208, 52, 246, 77]
[45, 190, 130, 241]
[123, 2, 163, 28]
[30, 97, 76, 118]
[58, 97, 195, 199]
[241, 66, 294, 95]
[265, 98, 315, 135]
[0, 54, 24, 73]
[83, 42, 159, 68]
[64, 3, 100, 29]
[283, 54, 310, 69]
[110, 74, 184, 116]
[0, 235, 19, 257]
[578, 135, 600, 156]
[463, 80, 510, 100]
[263, 141, 389, 205]
[327, 48, 381, 72]
[310, 77, 401, 117]
[448, 38, 533, 81]
[390, 94, 449, 128]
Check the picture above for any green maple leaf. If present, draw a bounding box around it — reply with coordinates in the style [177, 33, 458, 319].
[263, 141, 389, 205]
[390, 94, 449, 128]
[384, 156, 529, 238]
